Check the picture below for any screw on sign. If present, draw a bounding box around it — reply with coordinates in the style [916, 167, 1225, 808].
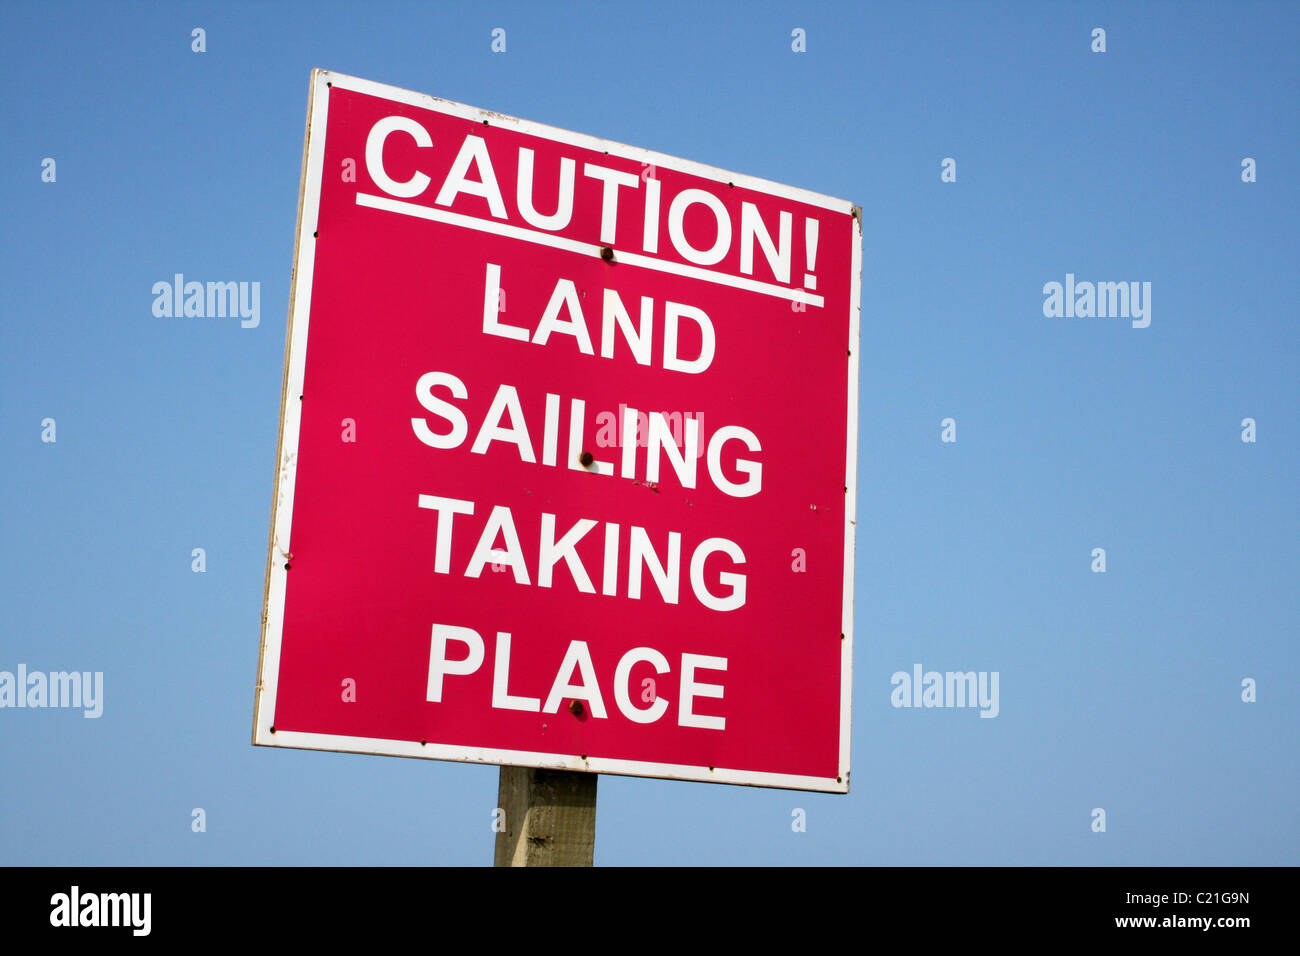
[253, 70, 861, 860]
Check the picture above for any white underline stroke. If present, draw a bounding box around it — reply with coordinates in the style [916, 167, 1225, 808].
[355, 192, 824, 307]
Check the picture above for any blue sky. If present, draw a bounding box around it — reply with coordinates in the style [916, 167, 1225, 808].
[1, 0, 1296, 865]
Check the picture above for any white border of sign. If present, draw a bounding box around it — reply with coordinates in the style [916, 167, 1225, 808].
[252, 69, 861, 794]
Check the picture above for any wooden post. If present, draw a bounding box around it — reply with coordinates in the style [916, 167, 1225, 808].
[493, 766, 597, 867]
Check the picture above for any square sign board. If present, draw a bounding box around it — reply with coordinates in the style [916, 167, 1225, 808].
[254, 70, 861, 793]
